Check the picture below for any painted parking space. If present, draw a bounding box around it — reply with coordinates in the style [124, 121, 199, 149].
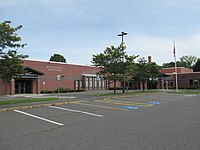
[9, 102, 104, 127]
[1, 94, 176, 138]
[72, 98, 162, 111]
[14, 109, 64, 126]
[121, 106, 140, 110]
[94, 99, 154, 107]
[0, 93, 185, 147]
[49, 105, 103, 118]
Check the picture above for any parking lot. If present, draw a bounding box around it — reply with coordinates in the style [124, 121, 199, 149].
[0, 92, 200, 150]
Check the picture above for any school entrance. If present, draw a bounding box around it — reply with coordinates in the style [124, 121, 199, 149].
[13, 67, 44, 94]
[15, 79, 32, 94]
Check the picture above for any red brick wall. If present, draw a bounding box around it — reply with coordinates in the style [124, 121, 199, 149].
[0, 80, 10, 95]
[167, 72, 200, 88]
[161, 67, 193, 74]
[23, 60, 102, 92]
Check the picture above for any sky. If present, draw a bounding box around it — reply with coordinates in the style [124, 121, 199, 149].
[1, 0, 200, 65]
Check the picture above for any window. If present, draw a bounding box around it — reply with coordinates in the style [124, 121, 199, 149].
[80, 80, 83, 88]
[194, 80, 198, 86]
[169, 80, 173, 87]
[94, 78, 97, 89]
[90, 78, 93, 89]
[189, 79, 193, 86]
[86, 77, 89, 89]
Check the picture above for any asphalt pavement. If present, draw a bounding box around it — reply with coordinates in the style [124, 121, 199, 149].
[0, 91, 200, 150]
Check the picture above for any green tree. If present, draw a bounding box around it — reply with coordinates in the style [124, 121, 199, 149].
[193, 58, 200, 72]
[179, 55, 198, 68]
[162, 61, 184, 68]
[162, 62, 175, 68]
[132, 58, 149, 83]
[49, 53, 67, 63]
[0, 21, 28, 81]
[133, 58, 161, 90]
[92, 45, 137, 93]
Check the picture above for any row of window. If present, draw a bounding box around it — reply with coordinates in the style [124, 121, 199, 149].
[168, 79, 200, 87]
[75, 77, 105, 90]
[85, 77, 105, 90]
[189, 79, 200, 87]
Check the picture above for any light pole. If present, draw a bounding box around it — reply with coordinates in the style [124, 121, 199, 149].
[117, 31, 128, 93]
[57, 75, 61, 99]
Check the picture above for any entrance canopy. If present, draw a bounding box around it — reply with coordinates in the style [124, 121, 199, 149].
[14, 66, 44, 79]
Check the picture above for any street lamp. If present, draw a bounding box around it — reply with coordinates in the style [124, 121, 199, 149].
[117, 32, 128, 93]
[118, 32, 128, 45]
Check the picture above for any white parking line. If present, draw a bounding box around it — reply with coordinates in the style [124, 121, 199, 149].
[148, 98, 177, 102]
[158, 99, 177, 102]
[14, 110, 64, 126]
[184, 94, 197, 97]
[49, 106, 103, 118]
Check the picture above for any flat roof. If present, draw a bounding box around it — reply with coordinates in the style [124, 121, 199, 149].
[167, 72, 200, 75]
[23, 59, 97, 68]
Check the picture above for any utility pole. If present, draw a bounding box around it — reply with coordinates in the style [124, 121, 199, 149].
[117, 32, 128, 93]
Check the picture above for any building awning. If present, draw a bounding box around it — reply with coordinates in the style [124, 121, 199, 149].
[82, 74, 97, 77]
[24, 66, 44, 75]
[14, 66, 44, 79]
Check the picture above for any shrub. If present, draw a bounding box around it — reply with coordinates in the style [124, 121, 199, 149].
[55, 87, 67, 93]
[187, 86, 198, 89]
[109, 87, 123, 90]
[40, 90, 53, 93]
[76, 88, 85, 92]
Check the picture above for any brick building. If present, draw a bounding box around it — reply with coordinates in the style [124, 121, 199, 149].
[160, 67, 200, 89]
[0, 60, 112, 95]
[1, 59, 199, 95]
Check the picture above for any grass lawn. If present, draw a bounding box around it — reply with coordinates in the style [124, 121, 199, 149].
[98, 89, 200, 96]
[98, 90, 163, 96]
[0, 97, 58, 105]
[168, 90, 200, 95]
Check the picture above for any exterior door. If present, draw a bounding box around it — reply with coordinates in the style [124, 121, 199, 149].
[15, 80, 32, 94]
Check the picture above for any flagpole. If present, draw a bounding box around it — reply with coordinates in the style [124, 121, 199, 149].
[173, 41, 179, 92]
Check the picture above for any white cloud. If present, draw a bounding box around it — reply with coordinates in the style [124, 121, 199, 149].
[126, 33, 200, 65]
[0, 0, 25, 6]
[176, 33, 200, 58]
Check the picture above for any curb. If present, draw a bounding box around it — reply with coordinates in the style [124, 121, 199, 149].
[0, 100, 84, 112]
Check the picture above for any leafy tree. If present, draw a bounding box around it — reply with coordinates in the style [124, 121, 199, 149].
[179, 55, 198, 68]
[148, 62, 161, 79]
[0, 21, 28, 81]
[162, 62, 175, 68]
[92, 44, 137, 93]
[162, 61, 185, 68]
[133, 58, 161, 90]
[49, 53, 67, 63]
[193, 58, 200, 72]
[132, 58, 149, 83]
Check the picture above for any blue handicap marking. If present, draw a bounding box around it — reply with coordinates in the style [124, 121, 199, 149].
[121, 106, 140, 110]
[147, 101, 160, 105]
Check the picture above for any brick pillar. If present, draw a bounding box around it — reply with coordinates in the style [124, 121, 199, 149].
[144, 81, 147, 90]
[82, 75, 86, 90]
[88, 77, 90, 90]
[140, 82, 143, 91]
[165, 80, 169, 90]
[161, 79, 164, 91]
[10, 78, 15, 95]
[92, 77, 94, 90]
[78, 80, 80, 90]
[37, 78, 40, 94]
